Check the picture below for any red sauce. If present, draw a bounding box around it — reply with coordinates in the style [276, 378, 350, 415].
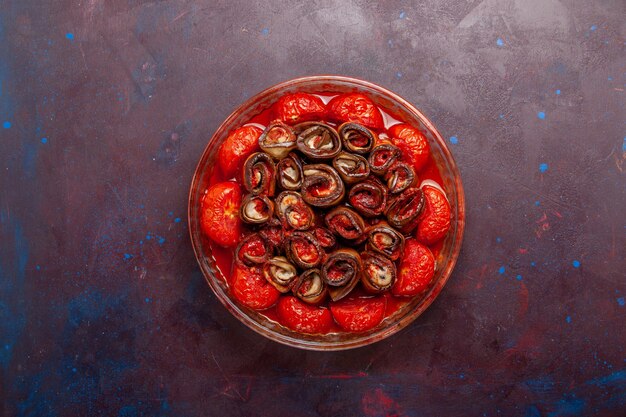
[327, 264, 348, 283]
[353, 192, 375, 207]
[250, 169, 262, 188]
[373, 149, 392, 165]
[334, 215, 357, 232]
[249, 103, 279, 126]
[309, 183, 331, 197]
[242, 236, 266, 257]
[351, 134, 368, 147]
[383, 291, 408, 317]
[209, 241, 235, 284]
[313, 228, 334, 248]
[252, 198, 269, 216]
[204, 92, 449, 335]
[293, 239, 318, 263]
[299, 280, 313, 293]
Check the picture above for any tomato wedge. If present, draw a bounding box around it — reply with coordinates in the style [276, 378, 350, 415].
[275, 92, 326, 124]
[327, 93, 384, 129]
[415, 185, 451, 245]
[231, 265, 281, 310]
[277, 296, 333, 334]
[389, 124, 430, 172]
[392, 239, 435, 297]
[218, 125, 262, 178]
[329, 296, 386, 332]
[200, 181, 242, 248]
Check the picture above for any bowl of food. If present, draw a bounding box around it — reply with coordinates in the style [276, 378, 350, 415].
[188, 76, 465, 350]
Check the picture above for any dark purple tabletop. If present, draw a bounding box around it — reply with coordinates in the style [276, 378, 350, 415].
[1, 1, 624, 416]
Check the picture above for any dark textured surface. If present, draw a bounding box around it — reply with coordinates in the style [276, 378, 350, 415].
[1, 1, 625, 416]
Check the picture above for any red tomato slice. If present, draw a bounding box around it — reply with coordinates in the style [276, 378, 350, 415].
[218, 125, 263, 178]
[327, 93, 384, 130]
[275, 93, 326, 124]
[392, 239, 435, 297]
[389, 124, 430, 172]
[415, 185, 451, 245]
[200, 181, 242, 248]
[277, 296, 333, 334]
[329, 296, 386, 332]
[231, 265, 280, 310]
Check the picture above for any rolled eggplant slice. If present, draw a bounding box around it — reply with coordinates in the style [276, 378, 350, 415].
[275, 191, 315, 230]
[258, 218, 284, 249]
[258, 120, 297, 160]
[324, 206, 366, 243]
[295, 122, 342, 160]
[338, 122, 375, 154]
[368, 143, 401, 176]
[235, 233, 272, 267]
[263, 256, 299, 293]
[284, 231, 325, 269]
[360, 251, 397, 293]
[348, 176, 388, 218]
[322, 248, 362, 301]
[276, 152, 304, 191]
[366, 222, 405, 261]
[312, 227, 336, 250]
[242, 152, 276, 196]
[322, 248, 362, 287]
[385, 187, 425, 233]
[240, 194, 274, 225]
[301, 164, 345, 207]
[385, 161, 416, 194]
[332, 152, 370, 185]
[292, 269, 327, 304]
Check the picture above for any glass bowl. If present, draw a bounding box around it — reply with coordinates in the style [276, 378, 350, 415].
[188, 76, 465, 350]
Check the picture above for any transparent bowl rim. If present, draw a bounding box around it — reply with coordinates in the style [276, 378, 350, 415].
[188, 75, 466, 351]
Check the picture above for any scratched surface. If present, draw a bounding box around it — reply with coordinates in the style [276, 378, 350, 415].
[1, 0, 625, 416]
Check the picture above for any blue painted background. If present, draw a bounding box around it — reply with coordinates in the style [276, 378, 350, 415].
[0, 0, 624, 416]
